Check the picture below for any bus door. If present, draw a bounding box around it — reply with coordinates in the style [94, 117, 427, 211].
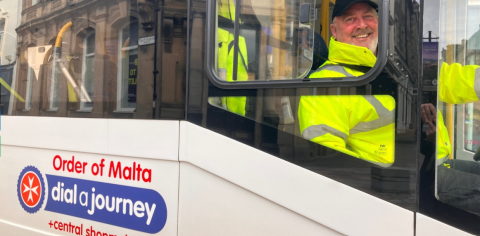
[188, 0, 421, 214]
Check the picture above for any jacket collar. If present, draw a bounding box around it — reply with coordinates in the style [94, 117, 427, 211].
[328, 37, 377, 67]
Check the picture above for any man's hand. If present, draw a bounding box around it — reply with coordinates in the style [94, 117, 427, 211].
[421, 103, 437, 123]
[421, 103, 437, 143]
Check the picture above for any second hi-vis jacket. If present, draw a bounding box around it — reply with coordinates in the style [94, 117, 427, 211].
[218, 0, 248, 116]
[439, 62, 480, 104]
[299, 38, 396, 167]
[435, 62, 480, 164]
[437, 111, 452, 164]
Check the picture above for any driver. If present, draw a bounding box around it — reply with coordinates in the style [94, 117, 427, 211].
[309, 0, 378, 78]
[298, 0, 396, 167]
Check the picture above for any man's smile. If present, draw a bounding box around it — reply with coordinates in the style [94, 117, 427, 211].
[353, 33, 371, 38]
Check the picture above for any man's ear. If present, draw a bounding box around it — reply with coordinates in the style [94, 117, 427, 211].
[330, 23, 337, 39]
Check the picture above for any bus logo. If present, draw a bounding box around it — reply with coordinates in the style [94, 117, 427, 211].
[17, 166, 45, 213]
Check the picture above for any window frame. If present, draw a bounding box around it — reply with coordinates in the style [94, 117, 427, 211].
[205, 0, 389, 89]
[116, 20, 138, 113]
[79, 31, 95, 112]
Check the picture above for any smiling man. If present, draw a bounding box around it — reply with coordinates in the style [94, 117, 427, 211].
[298, 0, 395, 167]
[309, 0, 378, 78]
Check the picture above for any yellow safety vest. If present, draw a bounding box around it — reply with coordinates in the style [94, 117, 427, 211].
[309, 37, 376, 78]
[218, 0, 248, 116]
[439, 62, 480, 104]
[435, 62, 476, 165]
[299, 38, 395, 166]
[299, 95, 395, 166]
[436, 112, 451, 164]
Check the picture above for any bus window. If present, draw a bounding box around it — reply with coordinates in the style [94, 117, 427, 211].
[435, 0, 480, 216]
[214, 0, 315, 82]
[208, 0, 396, 166]
[8, 1, 187, 119]
[207, 0, 388, 88]
[209, 93, 396, 167]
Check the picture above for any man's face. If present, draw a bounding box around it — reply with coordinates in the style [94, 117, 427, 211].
[330, 2, 378, 55]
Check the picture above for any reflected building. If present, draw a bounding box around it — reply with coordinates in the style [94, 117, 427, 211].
[13, 0, 187, 119]
[0, 0, 21, 114]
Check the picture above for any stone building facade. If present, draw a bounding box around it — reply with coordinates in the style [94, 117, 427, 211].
[14, 0, 187, 119]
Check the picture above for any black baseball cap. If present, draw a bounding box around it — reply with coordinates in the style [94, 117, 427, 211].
[331, 0, 378, 20]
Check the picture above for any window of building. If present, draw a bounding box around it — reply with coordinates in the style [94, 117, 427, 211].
[25, 67, 34, 111]
[116, 20, 138, 112]
[79, 32, 95, 111]
[0, 21, 5, 54]
[49, 55, 60, 111]
[0, 33, 3, 54]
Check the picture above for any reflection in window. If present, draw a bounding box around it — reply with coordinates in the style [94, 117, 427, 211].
[0, 21, 4, 53]
[49, 57, 60, 111]
[209, 95, 396, 167]
[464, 104, 480, 153]
[213, 0, 316, 83]
[436, 0, 480, 217]
[117, 20, 138, 112]
[80, 32, 95, 110]
[10, 0, 187, 119]
[462, 2, 480, 153]
[25, 67, 34, 110]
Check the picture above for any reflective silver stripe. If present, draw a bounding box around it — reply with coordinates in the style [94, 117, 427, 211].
[315, 65, 355, 77]
[437, 154, 449, 166]
[363, 159, 393, 168]
[302, 124, 348, 142]
[474, 67, 480, 99]
[350, 96, 395, 135]
[366, 95, 390, 116]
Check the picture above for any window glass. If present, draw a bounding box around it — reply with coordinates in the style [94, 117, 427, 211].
[0, 21, 4, 53]
[25, 67, 34, 110]
[435, 0, 480, 216]
[86, 33, 96, 55]
[208, 0, 394, 165]
[210, 0, 381, 85]
[4, 0, 186, 119]
[463, 103, 480, 152]
[50, 59, 60, 111]
[117, 20, 138, 111]
[213, 0, 317, 82]
[80, 32, 95, 110]
[209, 93, 396, 167]
[186, 0, 419, 211]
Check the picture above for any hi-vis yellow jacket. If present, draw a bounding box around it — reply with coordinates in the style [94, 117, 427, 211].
[299, 95, 396, 166]
[439, 62, 479, 104]
[218, 0, 248, 116]
[437, 111, 451, 163]
[299, 38, 396, 167]
[309, 37, 376, 78]
[435, 62, 480, 163]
